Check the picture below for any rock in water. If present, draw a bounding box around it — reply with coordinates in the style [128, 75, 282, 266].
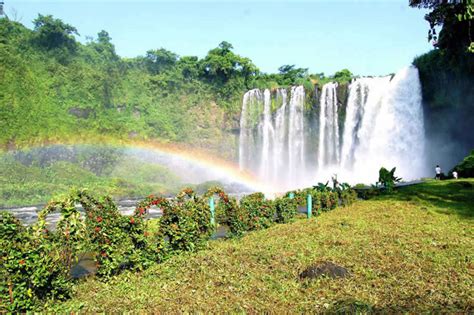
[299, 261, 350, 280]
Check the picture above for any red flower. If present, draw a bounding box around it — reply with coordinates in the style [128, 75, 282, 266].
[19, 259, 25, 265]
[97, 216, 103, 223]
[95, 227, 101, 233]
[101, 251, 107, 257]
[144, 231, 150, 237]
[130, 217, 135, 224]
[139, 208, 145, 215]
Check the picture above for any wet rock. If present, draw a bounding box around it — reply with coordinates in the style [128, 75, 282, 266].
[299, 261, 350, 280]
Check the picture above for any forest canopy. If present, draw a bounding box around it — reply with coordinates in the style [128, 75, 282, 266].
[0, 15, 352, 150]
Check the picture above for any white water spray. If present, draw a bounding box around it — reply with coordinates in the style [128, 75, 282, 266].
[239, 66, 427, 191]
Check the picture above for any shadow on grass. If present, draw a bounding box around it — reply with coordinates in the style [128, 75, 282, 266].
[374, 179, 474, 219]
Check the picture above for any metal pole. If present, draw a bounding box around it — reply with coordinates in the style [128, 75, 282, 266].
[307, 194, 312, 218]
[209, 196, 215, 225]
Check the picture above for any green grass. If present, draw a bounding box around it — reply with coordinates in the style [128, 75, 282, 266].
[46, 179, 474, 312]
[379, 179, 474, 218]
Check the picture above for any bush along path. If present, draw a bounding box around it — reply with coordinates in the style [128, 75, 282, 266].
[0, 184, 357, 312]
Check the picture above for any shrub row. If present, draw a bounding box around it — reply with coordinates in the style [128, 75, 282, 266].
[0, 185, 357, 311]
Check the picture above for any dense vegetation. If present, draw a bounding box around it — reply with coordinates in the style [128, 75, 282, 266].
[452, 149, 474, 178]
[0, 16, 352, 155]
[45, 179, 473, 313]
[0, 184, 357, 312]
[411, 0, 474, 167]
[0, 145, 185, 207]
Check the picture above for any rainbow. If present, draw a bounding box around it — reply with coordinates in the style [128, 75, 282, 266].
[4, 137, 277, 194]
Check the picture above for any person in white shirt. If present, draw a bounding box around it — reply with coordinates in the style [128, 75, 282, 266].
[452, 171, 458, 179]
[435, 165, 441, 180]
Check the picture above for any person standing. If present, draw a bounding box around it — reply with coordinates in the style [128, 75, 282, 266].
[435, 165, 442, 180]
[453, 171, 458, 179]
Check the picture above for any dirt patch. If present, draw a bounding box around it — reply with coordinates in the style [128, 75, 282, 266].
[299, 261, 350, 280]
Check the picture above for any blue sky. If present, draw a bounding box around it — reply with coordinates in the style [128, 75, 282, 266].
[8, 0, 432, 76]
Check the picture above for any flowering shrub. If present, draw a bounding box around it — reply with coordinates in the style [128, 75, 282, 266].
[205, 187, 244, 237]
[319, 191, 338, 212]
[36, 190, 161, 279]
[1, 212, 71, 312]
[159, 188, 214, 252]
[339, 189, 357, 206]
[274, 196, 297, 223]
[239, 193, 275, 231]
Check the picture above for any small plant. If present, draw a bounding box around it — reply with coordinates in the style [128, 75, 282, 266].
[239, 193, 275, 231]
[160, 188, 214, 252]
[206, 187, 244, 237]
[274, 196, 297, 223]
[313, 182, 330, 192]
[378, 167, 402, 193]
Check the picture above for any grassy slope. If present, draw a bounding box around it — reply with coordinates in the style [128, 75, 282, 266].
[50, 179, 473, 312]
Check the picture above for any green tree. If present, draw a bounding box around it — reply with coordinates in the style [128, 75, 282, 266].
[200, 41, 258, 85]
[32, 14, 78, 52]
[177, 56, 200, 81]
[144, 48, 178, 75]
[333, 69, 353, 83]
[410, 0, 474, 53]
[277, 64, 308, 85]
[87, 30, 119, 62]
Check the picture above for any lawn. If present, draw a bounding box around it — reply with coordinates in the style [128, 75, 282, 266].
[48, 179, 473, 313]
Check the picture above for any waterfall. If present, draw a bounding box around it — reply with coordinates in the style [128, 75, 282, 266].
[259, 89, 274, 181]
[318, 82, 339, 169]
[288, 86, 305, 186]
[239, 89, 262, 171]
[238, 66, 427, 192]
[342, 66, 426, 183]
[340, 77, 390, 170]
[273, 89, 288, 183]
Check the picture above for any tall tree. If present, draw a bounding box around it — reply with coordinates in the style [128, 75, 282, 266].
[144, 48, 178, 75]
[277, 65, 308, 85]
[33, 14, 78, 52]
[200, 41, 258, 85]
[410, 0, 474, 52]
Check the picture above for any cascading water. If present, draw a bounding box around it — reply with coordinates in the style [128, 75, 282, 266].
[273, 89, 288, 183]
[318, 82, 339, 169]
[259, 89, 274, 181]
[239, 66, 427, 192]
[343, 66, 426, 183]
[238, 86, 310, 190]
[288, 86, 306, 186]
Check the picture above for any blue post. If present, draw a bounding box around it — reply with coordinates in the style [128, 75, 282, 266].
[307, 194, 312, 219]
[209, 196, 215, 225]
[289, 192, 295, 199]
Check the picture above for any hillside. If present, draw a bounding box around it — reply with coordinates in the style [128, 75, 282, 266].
[48, 179, 474, 313]
[0, 16, 346, 159]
